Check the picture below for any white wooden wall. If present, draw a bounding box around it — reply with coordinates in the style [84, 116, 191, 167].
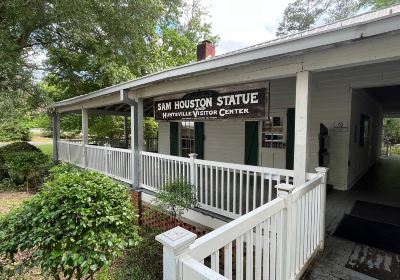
[156, 60, 400, 191]
[204, 120, 245, 164]
[347, 89, 383, 188]
[158, 122, 170, 155]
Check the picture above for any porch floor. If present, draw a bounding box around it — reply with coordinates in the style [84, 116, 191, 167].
[303, 157, 400, 280]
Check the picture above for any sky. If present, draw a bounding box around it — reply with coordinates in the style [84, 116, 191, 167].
[202, 0, 293, 55]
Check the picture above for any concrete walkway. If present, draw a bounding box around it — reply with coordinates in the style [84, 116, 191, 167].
[303, 157, 400, 280]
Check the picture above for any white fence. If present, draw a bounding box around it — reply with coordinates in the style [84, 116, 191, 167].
[58, 143, 318, 222]
[57, 141, 132, 183]
[140, 152, 315, 219]
[157, 168, 327, 280]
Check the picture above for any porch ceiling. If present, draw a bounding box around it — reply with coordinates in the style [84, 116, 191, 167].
[59, 98, 154, 117]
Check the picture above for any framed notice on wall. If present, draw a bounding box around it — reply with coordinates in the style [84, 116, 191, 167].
[154, 87, 269, 121]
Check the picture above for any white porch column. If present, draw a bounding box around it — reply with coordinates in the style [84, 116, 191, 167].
[294, 71, 311, 186]
[130, 98, 143, 187]
[52, 112, 61, 161]
[82, 108, 89, 167]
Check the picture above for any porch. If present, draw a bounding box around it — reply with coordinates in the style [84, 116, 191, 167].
[304, 157, 400, 279]
[57, 141, 317, 219]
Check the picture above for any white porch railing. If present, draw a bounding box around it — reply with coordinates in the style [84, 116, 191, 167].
[57, 140, 132, 183]
[58, 142, 318, 221]
[140, 151, 315, 218]
[156, 168, 328, 280]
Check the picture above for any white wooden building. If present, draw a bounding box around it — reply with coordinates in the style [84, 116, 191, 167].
[53, 5, 400, 280]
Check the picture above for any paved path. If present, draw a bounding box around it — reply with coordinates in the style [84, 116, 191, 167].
[303, 157, 400, 280]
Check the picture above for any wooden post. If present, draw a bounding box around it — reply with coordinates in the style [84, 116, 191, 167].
[52, 113, 60, 161]
[82, 108, 89, 167]
[156, 227, 197, 280]
[315, 167, 328, 250]
[275, 183, 295, 280]
[294, 71, 311, 186]
[129, 97, 144, 188]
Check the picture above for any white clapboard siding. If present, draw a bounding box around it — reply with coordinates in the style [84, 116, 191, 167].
[347, 89, 383, 188]
[156, 60, 400, 190]
[204, 120, 246, 164]
[158, 122, 170, 155]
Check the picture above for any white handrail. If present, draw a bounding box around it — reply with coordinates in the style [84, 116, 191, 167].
[189, 197, 285, 261]
[157, 167, 329, 280]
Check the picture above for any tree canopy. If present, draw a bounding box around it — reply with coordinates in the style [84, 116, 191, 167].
[0, 0, 217, 139]
[276, 0, 400, 37]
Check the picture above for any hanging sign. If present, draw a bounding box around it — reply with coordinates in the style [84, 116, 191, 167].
[154, 88, 268, 121]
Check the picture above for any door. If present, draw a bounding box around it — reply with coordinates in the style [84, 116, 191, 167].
[245, 121, 259, 165]
[260, 110, 288, 169]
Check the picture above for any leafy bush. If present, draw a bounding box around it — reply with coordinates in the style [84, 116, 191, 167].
[0, 170, 140, 279]
[0, 142, 50, 190]
[0, 178, 17, 192]
[4, 151, 52, 190]
[0, 141, 41, 154]
[154, 178, 199, 225]
[0, 121, 31, 142]
[48, 162, 79, 179]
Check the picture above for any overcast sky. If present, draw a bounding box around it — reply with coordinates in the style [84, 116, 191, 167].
[202, 0, 292, 54]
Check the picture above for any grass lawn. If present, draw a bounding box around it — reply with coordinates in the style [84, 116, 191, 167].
[35, 143, 53, 157]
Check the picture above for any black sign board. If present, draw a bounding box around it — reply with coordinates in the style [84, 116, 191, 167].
[154, 88, 268, 121]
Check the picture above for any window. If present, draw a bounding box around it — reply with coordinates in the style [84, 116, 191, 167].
[262, 117, 286, 149]
[180, 121, 195, 157]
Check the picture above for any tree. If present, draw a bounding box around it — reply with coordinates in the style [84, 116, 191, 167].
[276, 0, 400, 36]
[1, 0, 217, 139]
[383, 118, 400, 155]
[154, 178, 199, 225]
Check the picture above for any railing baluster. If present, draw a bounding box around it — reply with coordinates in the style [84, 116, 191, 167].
[233, 169, 237, 215]
[205, 165, 209, 206]
[255, 224, 262, 280]
[246, 171, 250, 214]
[239, 170, 243, 215]
[224, 243, 232, 279]
[253, 171, 257, 210]
[227, 168, 230, 213]
[236, 236, 243, 280]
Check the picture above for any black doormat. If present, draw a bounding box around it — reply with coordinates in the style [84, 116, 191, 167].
[351, 200, 400, 226]
[334, 214, 400, 254]
[345, 244, 400, 280]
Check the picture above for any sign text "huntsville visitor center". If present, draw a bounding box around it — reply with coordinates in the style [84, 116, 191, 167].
[154, 88, 267, 121]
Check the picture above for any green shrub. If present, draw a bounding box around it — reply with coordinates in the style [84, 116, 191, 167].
[154, 178, 199, 225]
[0, 141, 41, 154]
[48, 162, 79, 179]
[0, 171, 140, 279]
[0, 142, 50, 190]
[0, 121, 31, 142]
[98, 228, 162, 280]
[0, 178, 17, 192]
[4, 151, 52, 189]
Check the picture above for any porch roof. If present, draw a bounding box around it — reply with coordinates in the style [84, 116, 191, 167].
[54, 5, 400, 110]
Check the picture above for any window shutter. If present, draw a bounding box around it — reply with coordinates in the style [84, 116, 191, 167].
[286, 108, 295, 170]
[195, 122, 205, 159]
[245, 121, 259, 165]
[170, 122, 179, 156]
